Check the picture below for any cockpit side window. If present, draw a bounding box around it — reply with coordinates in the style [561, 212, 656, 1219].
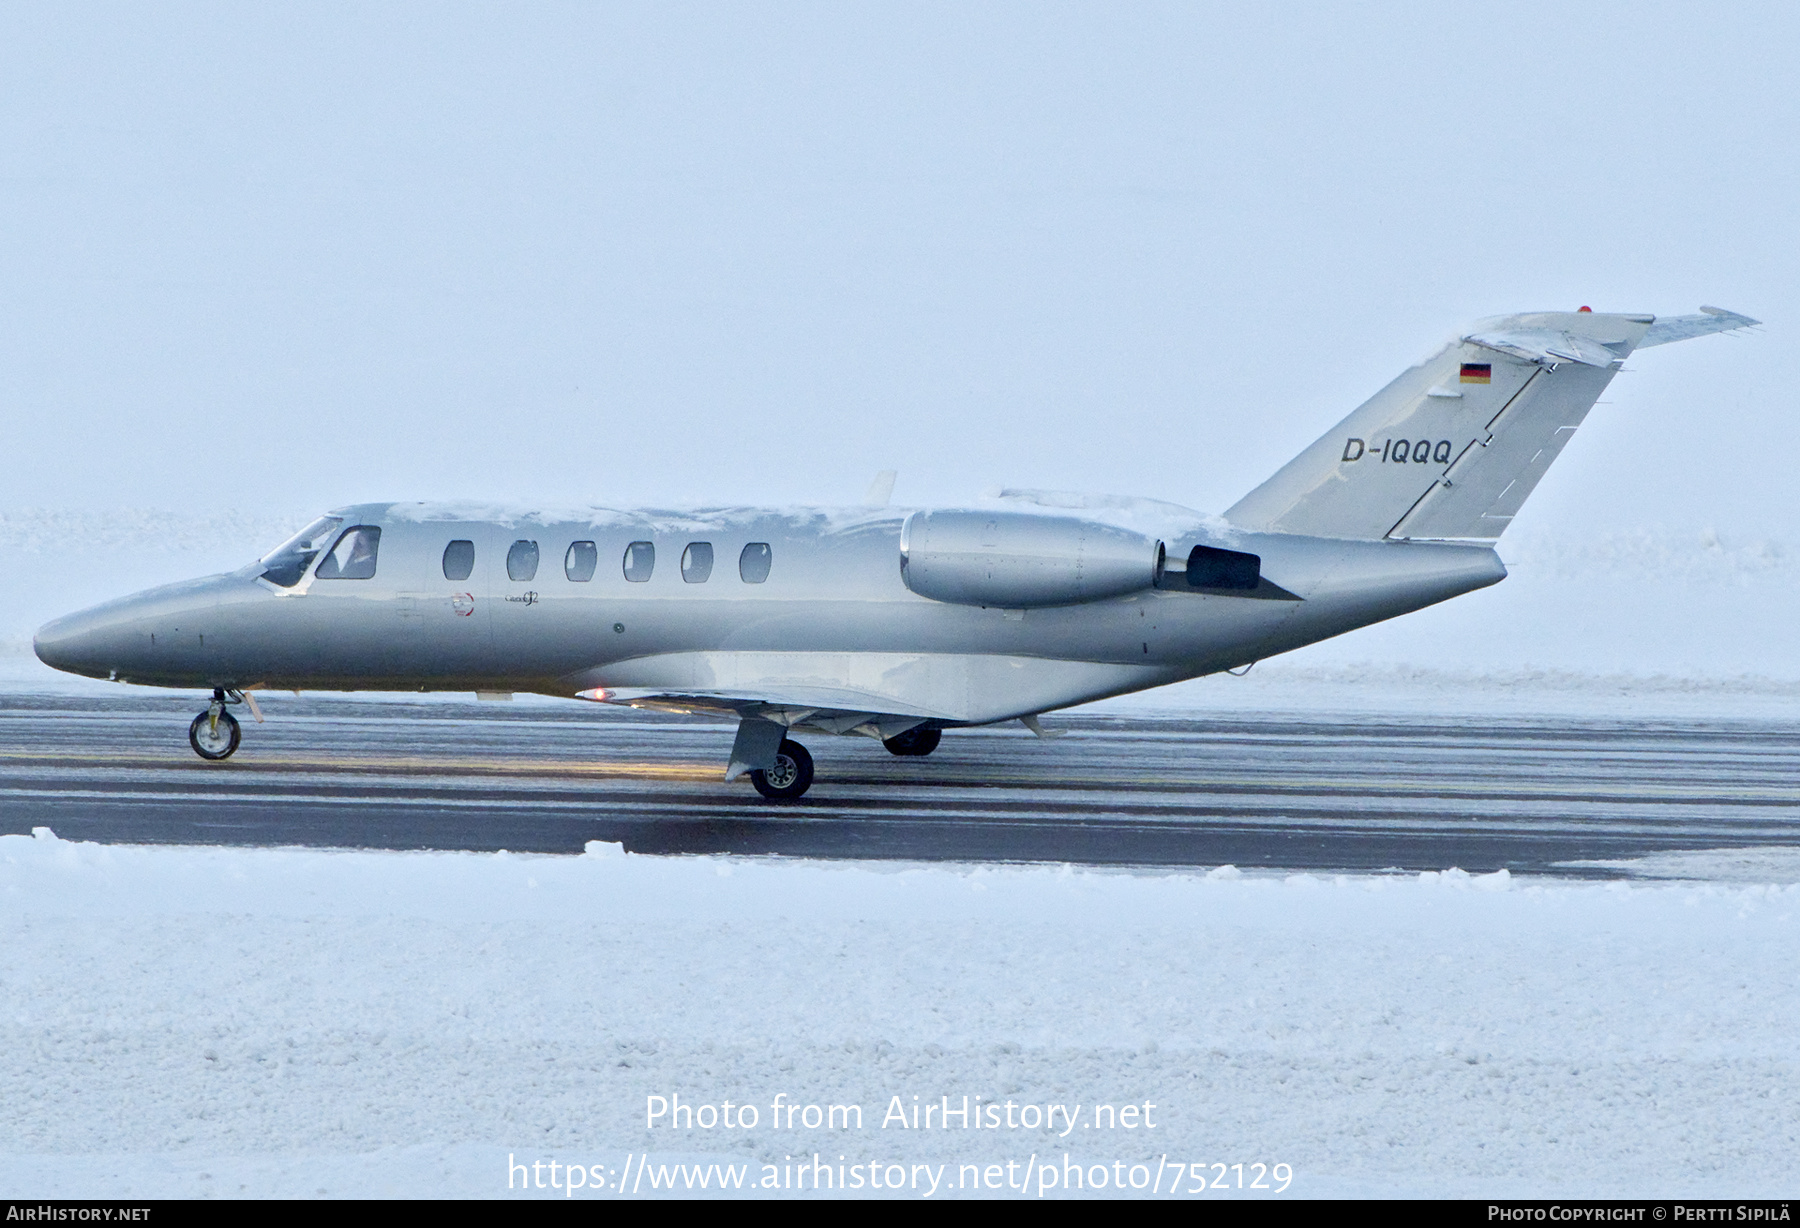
[443, 540, 475, 581]
[314, 526, 382, 580]
[259, 516, 345, 588]
[507, 540, 540, 582]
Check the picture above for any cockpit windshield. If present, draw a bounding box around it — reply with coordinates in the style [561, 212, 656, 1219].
[258, 516, 344, 588]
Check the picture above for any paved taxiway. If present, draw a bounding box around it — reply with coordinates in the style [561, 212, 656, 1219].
[4, 691, 1798, 875]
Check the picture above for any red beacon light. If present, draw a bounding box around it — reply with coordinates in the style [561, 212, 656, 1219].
[1577, 305, 1592, 312]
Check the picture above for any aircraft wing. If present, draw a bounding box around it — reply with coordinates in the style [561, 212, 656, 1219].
[1639, 306, 1760, 347]
[575, 684, 940, 740]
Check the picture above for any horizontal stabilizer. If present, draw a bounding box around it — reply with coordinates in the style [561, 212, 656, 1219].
[1463, 325, 1638, 367]
[1638, 306, 1760, 347]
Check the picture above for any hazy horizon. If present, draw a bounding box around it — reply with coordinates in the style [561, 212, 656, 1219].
[1, 3, 1791, 543]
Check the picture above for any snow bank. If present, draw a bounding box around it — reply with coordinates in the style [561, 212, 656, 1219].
[0, 508, 306, 557]
[1502, 525, 1794, 585]
[3, 830, 1797, 1198]
[1096, 661, 1800, 721]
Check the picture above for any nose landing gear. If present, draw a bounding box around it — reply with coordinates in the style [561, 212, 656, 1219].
[188, 688, 243, 761]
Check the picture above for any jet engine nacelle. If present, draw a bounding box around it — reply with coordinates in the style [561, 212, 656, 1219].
[899, 510, 1163, 608]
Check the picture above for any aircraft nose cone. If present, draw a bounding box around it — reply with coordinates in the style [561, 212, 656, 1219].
[34, 607, 120, 679]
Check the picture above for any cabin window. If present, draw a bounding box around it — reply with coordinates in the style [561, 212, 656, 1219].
[622, 541, 655, 582]
[507, 540, 539, 582]
[739, 542, 772, 583]
[681, 542, 714, 583]
[442, 539, 475, 581]
[314, 526, 382, 580]
[259, 516, 344, 588]
[565, 541, 597, 583]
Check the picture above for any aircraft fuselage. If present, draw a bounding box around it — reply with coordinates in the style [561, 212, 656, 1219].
[34, 502, 1503, 726]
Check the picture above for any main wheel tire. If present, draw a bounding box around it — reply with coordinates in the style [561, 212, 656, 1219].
[189, 709, 241, 761]
[883, 726, 942, 757]
[750, 738, 814, 800]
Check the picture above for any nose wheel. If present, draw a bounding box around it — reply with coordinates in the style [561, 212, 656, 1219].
[189, 689, 243, 760]
[749, 738, 814, 800]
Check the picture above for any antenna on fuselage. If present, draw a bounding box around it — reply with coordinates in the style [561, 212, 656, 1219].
[864, 470, 897, 507]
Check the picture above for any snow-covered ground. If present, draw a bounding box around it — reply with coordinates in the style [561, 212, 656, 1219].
[2, 829, 1798, 1199]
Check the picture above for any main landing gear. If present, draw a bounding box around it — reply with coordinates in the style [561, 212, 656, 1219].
[749, 738, 814, 800]
[883, 725, 941, 756]
[188, 688, 243, 761]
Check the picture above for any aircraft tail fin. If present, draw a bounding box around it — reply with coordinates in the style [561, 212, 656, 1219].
[1224, 307, 1757, 542]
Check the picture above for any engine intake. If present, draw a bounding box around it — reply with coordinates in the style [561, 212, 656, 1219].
[899, 510, 1162, 608]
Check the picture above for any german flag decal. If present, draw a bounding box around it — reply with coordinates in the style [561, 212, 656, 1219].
[1460, 362, 1492, 384]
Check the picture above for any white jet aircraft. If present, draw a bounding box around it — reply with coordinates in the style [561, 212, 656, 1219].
[35, 307, 1757, 798]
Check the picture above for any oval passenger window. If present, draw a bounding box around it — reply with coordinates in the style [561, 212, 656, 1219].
[507, 540, 539, 582]
[681, 542, 714, 583]
[443, 540, 474, 581]
[565, 541, 597, 583]
[739, 542, 772, 583]
[622, 541, 655, 582]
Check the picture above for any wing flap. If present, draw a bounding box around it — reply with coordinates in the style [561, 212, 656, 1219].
[574, 684, 936, 744]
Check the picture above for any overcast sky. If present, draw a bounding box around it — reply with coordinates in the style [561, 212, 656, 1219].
[1, 2, 1793, 539]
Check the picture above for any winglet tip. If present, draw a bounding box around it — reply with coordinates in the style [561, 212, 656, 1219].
[1699, 305, 1761, 327]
